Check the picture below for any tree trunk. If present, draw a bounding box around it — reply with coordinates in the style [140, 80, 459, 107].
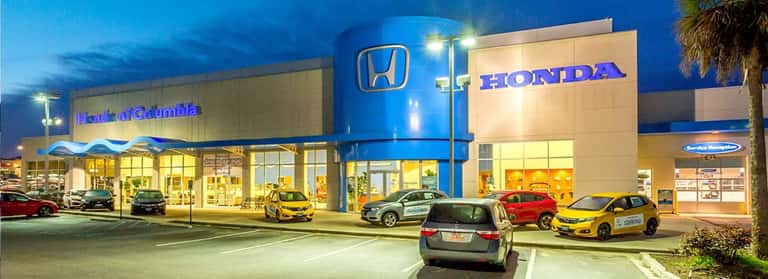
[747, 46, 768, 259]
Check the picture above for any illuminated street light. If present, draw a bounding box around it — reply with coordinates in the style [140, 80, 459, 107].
[426, 31, 476, 198]
[17, 145, 23, 151]
[34, 92, 61, 193]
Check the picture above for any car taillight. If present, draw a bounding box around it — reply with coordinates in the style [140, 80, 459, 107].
[420, 227, 438, 237]
[476, 230, 500, 240]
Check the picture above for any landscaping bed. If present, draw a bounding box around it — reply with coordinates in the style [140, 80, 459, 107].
[653, 253, 767, 278]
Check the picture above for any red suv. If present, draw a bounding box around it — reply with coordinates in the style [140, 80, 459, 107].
[0, 191, 59, 217]
[484, 191, 557, 230]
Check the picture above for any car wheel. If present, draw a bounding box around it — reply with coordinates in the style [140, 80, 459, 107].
[381, 212, 398, 228]
[275, 210, 282, 223]
[306, 218, 313, 222]
[160, 211, 166, 216]
[108, 206, 115, 211]
[597, 223, 611, 241]
[130, 211, 137, 215]
[80, 205, 87, 211]
[536, 213, 554, 230]
[644, 218, 658, 236]
[37, 206, 53, 217]
[496, 249, 508, 272]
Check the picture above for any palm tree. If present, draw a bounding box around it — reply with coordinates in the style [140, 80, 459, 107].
[676, 0, 768, 258]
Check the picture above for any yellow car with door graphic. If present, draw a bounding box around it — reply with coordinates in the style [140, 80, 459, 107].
[551, 192, 659, 240]
[264, 189, 314, 222]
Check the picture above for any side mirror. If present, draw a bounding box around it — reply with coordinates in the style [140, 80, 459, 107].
[613, 208, 625, 213]
[508, 214, 516, 221]
[401, 199, 409, 203]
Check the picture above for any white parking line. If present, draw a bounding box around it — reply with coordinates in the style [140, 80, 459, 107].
[220, 234, 313, 254]
[525, 248, 537, 279]
[629, 257, 657, 279]
[400, 261, 423, 273]
[155, 230, 259, 247]
[303, 238, 378, 262]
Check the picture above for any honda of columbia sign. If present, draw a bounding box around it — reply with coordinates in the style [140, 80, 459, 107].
[75, 103, 201, 125]
[357, 44, 410, 93]
[479, 62, 626, 90]
[682, 142, 742, 155]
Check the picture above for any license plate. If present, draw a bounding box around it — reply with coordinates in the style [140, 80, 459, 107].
[441, 232, 472, 243]
[145, 208, 153, 212]
[295, 213, 304, 217]
[560, 226, 570, 232]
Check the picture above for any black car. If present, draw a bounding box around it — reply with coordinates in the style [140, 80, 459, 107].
[130, 190, 167, 215]
[81, 190, 115, 211]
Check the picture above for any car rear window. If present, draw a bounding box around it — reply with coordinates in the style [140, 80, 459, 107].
[85, 190, 110, 197]
[427, 203, 491, 224]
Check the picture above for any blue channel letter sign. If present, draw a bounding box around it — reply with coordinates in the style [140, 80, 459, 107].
[75, 103, 201, 125]
[478, 62, 626, 90]
[356, 45, 410, 93]
[682, 142, 742, 155]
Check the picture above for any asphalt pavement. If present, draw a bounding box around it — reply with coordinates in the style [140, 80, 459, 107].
[1, 215, 650, 279]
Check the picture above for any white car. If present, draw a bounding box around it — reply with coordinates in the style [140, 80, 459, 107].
[63, 190, 87, 209]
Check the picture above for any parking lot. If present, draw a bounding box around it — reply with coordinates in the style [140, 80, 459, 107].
[1, 215, 649, 279]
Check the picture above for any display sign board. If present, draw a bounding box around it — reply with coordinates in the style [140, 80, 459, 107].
[657, 189, 675, 213]
[479, 62, 626, 90]
[682, 142, 742, 155]
[422, 176, 437, 190]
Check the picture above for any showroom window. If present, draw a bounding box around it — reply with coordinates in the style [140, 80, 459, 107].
[85, 158, 115, 190]
[304, 149, 328, 209]
[478, 140, 574, 205]
[25, 160, 67, 191]
[674, 157, 745, 203]
[120, 156, 154, 204]
[203, 153, 243, 207]
[250, 151, 295, 208]
[159, 154, 196, 205]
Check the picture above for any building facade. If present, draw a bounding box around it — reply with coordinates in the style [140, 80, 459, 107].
[19, 16, 765, 215]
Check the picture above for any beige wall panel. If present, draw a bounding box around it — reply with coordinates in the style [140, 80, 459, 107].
[72, 69, 327, 143]
[694, 86, 768, 121]
[466, 31, 638, 198]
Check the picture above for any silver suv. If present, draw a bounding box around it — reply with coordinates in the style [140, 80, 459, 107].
[360, 189, 447, 227]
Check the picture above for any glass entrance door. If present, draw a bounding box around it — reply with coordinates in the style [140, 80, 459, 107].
[368, 171, 400, 203]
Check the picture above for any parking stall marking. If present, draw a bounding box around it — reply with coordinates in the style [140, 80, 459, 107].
[525, 248, 537, 279]
[628, 256, 656, 279]
[400, 261, 423, 273]
[219, 234, 314, 255]
[155, 230, 260, 247]
[302, 238, 378, 262]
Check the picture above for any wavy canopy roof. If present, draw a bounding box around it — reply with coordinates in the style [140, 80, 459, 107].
[43, 137, 186, 157]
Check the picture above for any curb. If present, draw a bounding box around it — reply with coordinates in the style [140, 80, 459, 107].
[513, 241, 674, 255]
[167, 220, 419, 240]
[61, 211, 145, 221]
[641, 252, 680, 279]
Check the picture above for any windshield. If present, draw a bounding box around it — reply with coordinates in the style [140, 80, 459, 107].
[84, 190, 111, 197]
[483, 193, 505, 200]
[135, 191, 163, 199]
[73, 190, 86, 196]
[279, 191, 307, 201]
[382, 191, 409, 202]
[568, 196, 614, 211]
[427, 203, 491, 224]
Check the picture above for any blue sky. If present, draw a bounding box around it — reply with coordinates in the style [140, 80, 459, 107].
[0, 0, 751, 157]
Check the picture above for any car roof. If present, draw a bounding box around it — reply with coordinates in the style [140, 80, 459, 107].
[433, 198, 499, 206]
[136, 189, 161, 192]
[490, 190, 548, 195]
[275, 189, 303, 193]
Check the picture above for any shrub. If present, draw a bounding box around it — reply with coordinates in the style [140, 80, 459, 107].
[680, 226, 751, 264]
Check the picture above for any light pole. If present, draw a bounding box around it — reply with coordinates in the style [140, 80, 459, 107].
[35, 93, 61, 193]
[427, 32, 475, 198]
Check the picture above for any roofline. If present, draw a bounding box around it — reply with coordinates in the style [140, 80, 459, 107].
[71, 56, 333, 99]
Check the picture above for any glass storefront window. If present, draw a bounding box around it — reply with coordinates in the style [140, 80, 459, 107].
[674, 157, 745, 203]
[345, 160, 437, 212]
[203, 153, 243, 207]
[25, 160, 67, 191]
[250, 151, 296, 208]
[478, 140, 574, 205]
[304, 149, 328, 209]
[85, 158, 115, 191]
[159, 155, 196, 206]
[120, 156, 154, 204]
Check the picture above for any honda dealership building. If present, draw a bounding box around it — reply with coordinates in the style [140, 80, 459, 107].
[20, 17, 765, 215]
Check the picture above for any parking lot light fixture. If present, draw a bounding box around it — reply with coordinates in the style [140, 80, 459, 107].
[34, 92, 61, 193]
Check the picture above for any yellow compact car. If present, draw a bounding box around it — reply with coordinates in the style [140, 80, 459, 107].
[551, 192, 659, 241]
[264, 189, 315, 222]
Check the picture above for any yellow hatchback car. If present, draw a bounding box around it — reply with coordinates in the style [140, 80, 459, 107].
[551, 192, 660, 241]
[264, 189, 315, 222]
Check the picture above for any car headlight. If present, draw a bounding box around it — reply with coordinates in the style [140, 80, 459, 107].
[306, 204, 313, 209]
[576, 217, 596, 223]
[158, 202, 165, 206]
[369, 207, 379, 211]
[280, 205, 289, 209]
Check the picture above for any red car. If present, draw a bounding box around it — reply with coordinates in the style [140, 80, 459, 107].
[0, 191, 59, 217]
[484, 190, 558, 230]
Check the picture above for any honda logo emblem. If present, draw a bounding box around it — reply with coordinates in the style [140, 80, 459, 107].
[356, 45, 410, 93]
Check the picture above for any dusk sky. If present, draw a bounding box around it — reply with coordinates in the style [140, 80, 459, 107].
[0, 0, 754, 158]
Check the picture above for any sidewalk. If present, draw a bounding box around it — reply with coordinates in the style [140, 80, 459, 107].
[60, 207, 716, 254]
